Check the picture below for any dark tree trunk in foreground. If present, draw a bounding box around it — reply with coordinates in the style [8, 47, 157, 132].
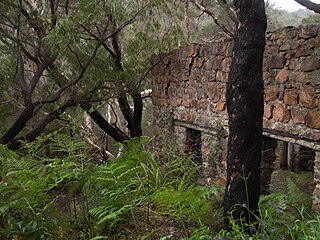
[224, 0, 267, 228]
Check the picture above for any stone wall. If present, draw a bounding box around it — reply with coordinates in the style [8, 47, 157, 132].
[152, 24, 320, 208]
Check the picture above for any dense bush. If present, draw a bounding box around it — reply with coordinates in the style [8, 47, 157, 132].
[0, 134, 319, 240]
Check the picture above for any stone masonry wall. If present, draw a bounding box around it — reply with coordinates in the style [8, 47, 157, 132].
[152, 25, 320, 147]
[152, 24, 320, 207]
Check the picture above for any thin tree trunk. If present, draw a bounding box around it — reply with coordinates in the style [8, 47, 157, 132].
[0, 106, 35, 145]
[131, 92, 143, 137]
[7, 99, 76, 150]
[82, 103, 130, 143]
[224, 0, 267, 228]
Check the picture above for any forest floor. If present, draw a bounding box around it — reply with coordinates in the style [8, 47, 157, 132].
[270, 169, 315, 208]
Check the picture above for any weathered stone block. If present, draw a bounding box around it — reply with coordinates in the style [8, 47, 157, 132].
[299, 24, 319, 39]
[187, 44, 199, 57]
[265, 85, 278, 101]
[291, 107, 307, 124]
[280, 41, 298, 51]
[289, 58, 302, 71]
[295, 43, 314, 57]
[264, 104, 273, 119]
[289, 71, 307, 84]
[305, 37, 320, 48]
[187, 110, 196, 122]
[204, 59, 212, 70]
[279, 85, 285, 101]
[216, 71, 227, 82]
[284, 90, 299, 105]
[266, 54, 286, 69]
[306, 111, 320, 129]
[217, 102, 226, 111]
[301, 56, 320, 72]
[276, 69, 289, 83]
[299, 86, 318, 108]
[212, 57, 223, 71]
[195, 57, 205, 68]
[273, 103, 290, 123]
[197, 99, 209, 110]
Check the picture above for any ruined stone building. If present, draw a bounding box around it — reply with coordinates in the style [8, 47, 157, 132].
[151, 24, 320, 209]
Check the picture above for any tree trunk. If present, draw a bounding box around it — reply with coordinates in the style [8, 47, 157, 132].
[6, 99, 76, 150]
[81, 103, 130, 143]
[224, 0, 267, 228]
[0, 106, 35, 145]
[131, 92, 143, 138]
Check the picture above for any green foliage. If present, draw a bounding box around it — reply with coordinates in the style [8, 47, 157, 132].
[286, 175, 312, 209]
[215, 192, 320, 240]
[88, 138, 155, 230]
[86, 137, 218, 238]
[151, 184, 219, 225]
[1, 133, 319, 240]
[0, 132, 95, 240]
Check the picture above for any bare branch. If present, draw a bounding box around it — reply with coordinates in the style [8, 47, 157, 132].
[107, 102, 119, 125]
[34, 41, 101, 106]
[35, 15, 138, 106]
[67, 44, 84, 69]
[189, 0, 234, 38]
[29, 57, 55, 95]
[81, 24, 116, 59]
[294, 0, 320, 14]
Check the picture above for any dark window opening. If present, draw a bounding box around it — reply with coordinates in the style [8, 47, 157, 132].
[184, 128, 202, 164]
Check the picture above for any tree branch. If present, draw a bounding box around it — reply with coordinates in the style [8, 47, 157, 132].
[189, 0, 234, 38]
[6, 98, 77, 150]
[294, 0, 320, 14]
[81, 103, 130, 143]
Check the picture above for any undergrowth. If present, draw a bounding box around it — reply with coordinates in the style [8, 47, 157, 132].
[0, 133, 319, 240]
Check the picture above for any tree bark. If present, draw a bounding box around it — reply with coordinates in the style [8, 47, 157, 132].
[81, 103, 130, 143]
[6, 99, 76, 150]
[294, 0, 320, 14]
[224, 0, 267, 228]
[131, 92, 143, 138]
[0, 106, 35, 145]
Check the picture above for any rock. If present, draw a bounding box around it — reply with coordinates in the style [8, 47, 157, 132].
[276, 69, 289, 83]
[186, 44, 199, 57]
[284, 90, 298, 105]
[265, 85, 278, 101]
[301, 56, 320, 72]
[299, 24, 319, 39]
[217, 102, 226, 111]
[291, 107, 307, 124]
[306, 111, 320, 129]
[273, 103, 290, 123]
[299, 86, 318, 108]
[266, 53, 286, 69]
[264, 104, 273, 119]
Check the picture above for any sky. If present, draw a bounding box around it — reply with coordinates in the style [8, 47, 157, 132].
[269, 0, 320, 12]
